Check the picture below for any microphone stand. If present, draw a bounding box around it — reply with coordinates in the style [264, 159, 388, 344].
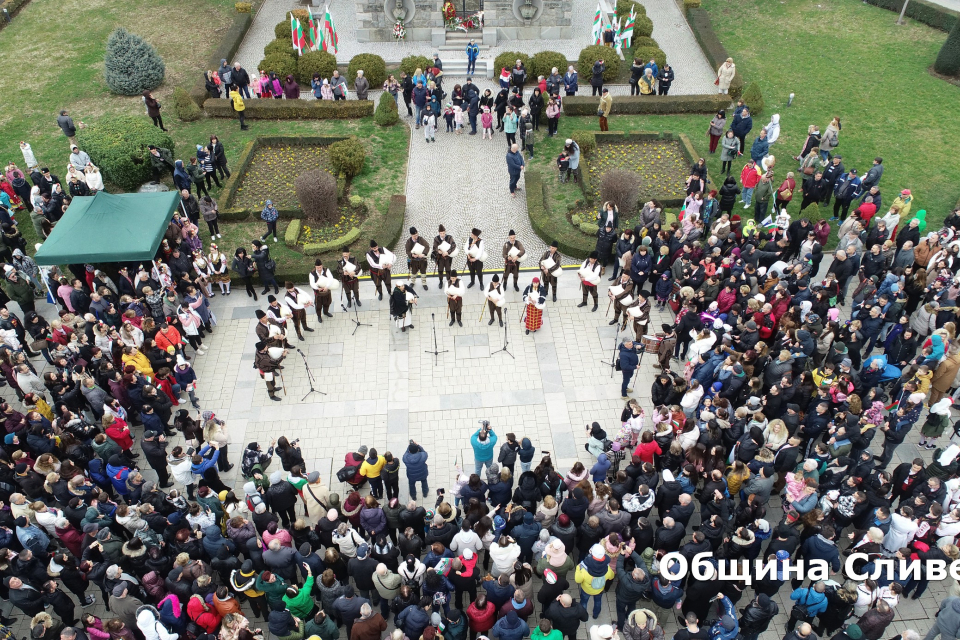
[600, 324, 620, 379]
[425, 313, 449, 366]
[490, 306, 514, 359]
[295, 348, 326, 401]
[341, 302, 372, 336]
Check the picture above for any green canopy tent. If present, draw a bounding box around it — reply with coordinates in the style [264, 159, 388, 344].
[34, 191, 181, 266]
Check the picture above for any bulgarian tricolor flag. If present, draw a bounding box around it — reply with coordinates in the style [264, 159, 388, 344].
[592, 3, 602, 44]
[622, 6, 635, 48]
[323, 7, 339, 54]
[290, 15, 306, 54]
[305, 9, 319, 51]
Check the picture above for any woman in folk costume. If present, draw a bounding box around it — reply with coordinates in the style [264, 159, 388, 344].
[522, 277, 547, 335]
[390, 281, 417, 332]
[485, 274, 505, 327]
[207, 244, 231, 295]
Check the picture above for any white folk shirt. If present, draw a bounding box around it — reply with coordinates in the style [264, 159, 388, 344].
[309, 268, 333, 291]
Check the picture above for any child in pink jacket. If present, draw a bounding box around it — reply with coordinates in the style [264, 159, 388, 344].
[481, 107, 494, 139]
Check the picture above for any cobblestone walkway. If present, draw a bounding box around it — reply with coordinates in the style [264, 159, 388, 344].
[388, 76, 578, 271]
[236, 0, 716, 94]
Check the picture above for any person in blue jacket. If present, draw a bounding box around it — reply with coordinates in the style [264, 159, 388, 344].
[492, 609, 529, 640]
[786, 581, 828, 632]
[470, 422, 498, 475]
[403, 440, 429, 499]
[106, 454, 132, 497]
[708, 594, 739, 640]
[618, 338, 640, 399]
[563, 65, 578, 96]
[465, 40, 480, 75]
[191, 442, 221, 479]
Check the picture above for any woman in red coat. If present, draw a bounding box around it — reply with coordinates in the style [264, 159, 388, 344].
[104, 415, 134, 452]
[466, 593, 497, 638]
[774, 171, 796, 212]
[186, 594, 222, 633]
[633, 431, 661, 465]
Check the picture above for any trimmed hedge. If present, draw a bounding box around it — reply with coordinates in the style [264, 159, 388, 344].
[525, 169, 594, 259]
[686, 7, 744, 98]
[0, 0, 32, 34]
[630, 36, 658, 49]
[191, 10, 254, 106]
[328, 137, 366, 178]
[374, 92, 400, 126]
[633, 14, 654, 38]
[399, 55, 432, 76]
[358, 194, 406, 254]
[864, 0, 957, 31]
[173, 87, 202, 122]
[577, 45, 621, 83]
[264, 38, 297, 59]
[204, 98, 373, 119]
[935, 19, 960, 76]
[530, 51, 569, 81]
[348, 53, 387, 88]
[275, 20, 291, 40]
[258, 53, 297, 78]
[285, 219, 302, 247]
[494, 52, 531, 81]
[562, 94, 727, 116]
[632, 46, 666, 69]
[741, 82, 764, 116]
[615, 0, 646, 16]
[297, 50, 337, 85]
[75, 116, 175, 191]
[303, 227, 362, 255]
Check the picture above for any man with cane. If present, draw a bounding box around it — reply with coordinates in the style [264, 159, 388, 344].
[254, 340, 286, 402]
[618, 338, 640, 400]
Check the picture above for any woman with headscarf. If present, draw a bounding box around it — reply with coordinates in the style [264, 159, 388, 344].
[283, 75, 300, 99]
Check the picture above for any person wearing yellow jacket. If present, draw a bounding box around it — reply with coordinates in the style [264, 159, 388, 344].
[575, 544, 615, 618]
[230, 560, 268, 620]
[229, 88, 249, 131]
[122, 346, 154, 381]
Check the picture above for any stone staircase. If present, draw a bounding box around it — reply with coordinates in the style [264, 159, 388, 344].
[438, 31, 493, 77]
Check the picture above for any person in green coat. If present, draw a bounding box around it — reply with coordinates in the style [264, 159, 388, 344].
[283, 565, 316, 619]
[1, 268, 35, 314]
[753, 172, 774, 223]
[304, 611, 339, 640]
[255, 570, 290, 607]
[919, 398, 953, 449]
[531, 618, 562, 640]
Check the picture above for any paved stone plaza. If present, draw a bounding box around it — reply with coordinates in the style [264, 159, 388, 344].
[0, 258, 946, 637]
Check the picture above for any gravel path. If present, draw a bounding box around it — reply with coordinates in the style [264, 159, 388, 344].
[235, 0, 716, 95]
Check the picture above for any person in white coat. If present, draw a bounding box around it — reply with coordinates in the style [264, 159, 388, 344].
[680, 380, 704, 419]
[137, 605, 179, 640]
[883, 506, 920, 553]
[763, 114, 780, 145]
[685, 329, 716, 364]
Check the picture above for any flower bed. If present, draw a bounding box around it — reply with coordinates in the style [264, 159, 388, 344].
[301, 205, 363, 245]
[233, 143, 333, 211]
[586, 139, 689, 205]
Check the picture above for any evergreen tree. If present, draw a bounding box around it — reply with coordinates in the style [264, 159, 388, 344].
[104, 28, 166, 95]
[935, 19, 960, 77]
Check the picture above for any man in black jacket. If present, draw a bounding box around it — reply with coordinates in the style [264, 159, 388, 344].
[141, 430, 172, 488]
[738, 593, 779, 640]
[544, 593, 589, 640]
[826, 250, 855, 305]
[233, 62, 252, 98]
[674, 302, 703, 359]
[820, 156, 844, 205]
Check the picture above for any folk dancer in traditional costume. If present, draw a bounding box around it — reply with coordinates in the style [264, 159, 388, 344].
[390, 282, 418, 332]
[254, 309, 291, 349]
[539, 241, 562, 302]
[623, 291, 651, 339]
[338, 250, 362, 308]
[485, 275, 505, 327]
[446, 270, 466, 327]
[577, 251, 602, 312]
[502, 230, 526, 292]
[366, 240, 395, 301]
[608, 272, 635, 326]
[466, 228, 486, 289]
[432, 224, 457, 286]
[254, 340, 285, 402]
[522, 277, 547, 335]
[657, 324, 677, 371]
[282, 281, 314, 341]
[405, 227, 431, 290]
[308, 259, 338, 323]
[208, 244, 231, 295]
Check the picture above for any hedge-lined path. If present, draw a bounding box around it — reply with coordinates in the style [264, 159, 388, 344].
[387, 76, 580, 272]
[235, 0, 715, 95]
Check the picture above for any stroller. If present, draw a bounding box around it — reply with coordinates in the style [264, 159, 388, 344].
[863, 354, 903, 387]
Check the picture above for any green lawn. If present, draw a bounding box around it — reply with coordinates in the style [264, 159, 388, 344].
[534, 0, 960, 234]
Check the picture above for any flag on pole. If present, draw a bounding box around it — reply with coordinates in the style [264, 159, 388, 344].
[622, 6, 635, 48]
[290, 14, 303, 54]
[592, 3, 602, 44]
[323, 7, 339, 54]
[317, 16, 326, 51]
[613, 16, 623, 54]
[306, 9, 318, 51]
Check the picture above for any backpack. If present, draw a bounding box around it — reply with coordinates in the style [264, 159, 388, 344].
[336, 465, 359, 483]
[579, 562, 606, 590]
